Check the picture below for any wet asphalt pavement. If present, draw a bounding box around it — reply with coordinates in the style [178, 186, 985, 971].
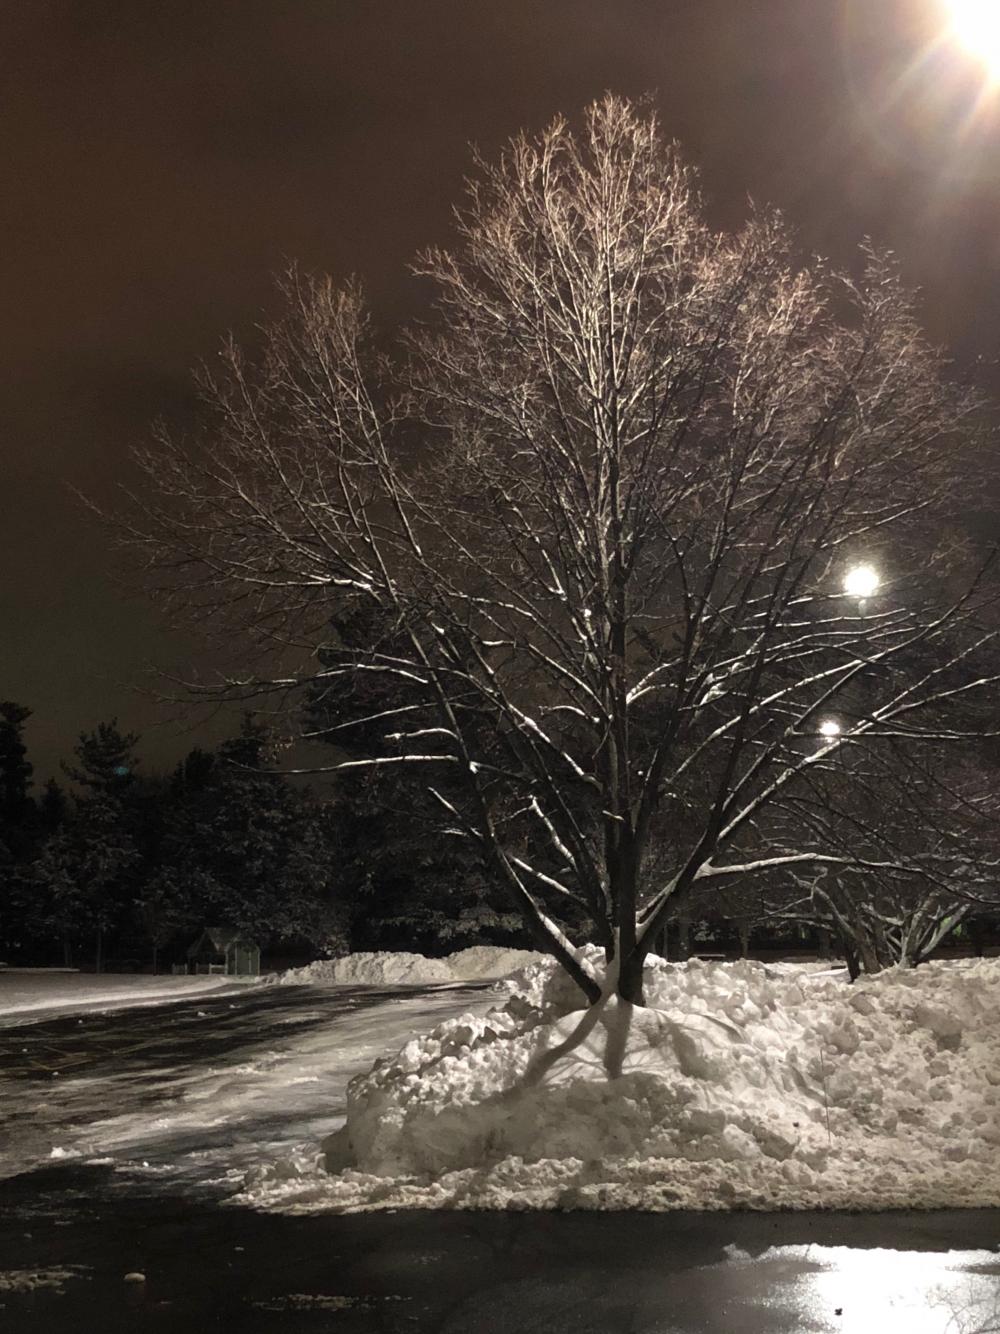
[1, 985, 999, 1332]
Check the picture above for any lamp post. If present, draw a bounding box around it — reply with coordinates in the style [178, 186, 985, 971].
[840, 562, 881, 735]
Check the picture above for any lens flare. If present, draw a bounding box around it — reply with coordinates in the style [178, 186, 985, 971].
[946, 0, 1000, 80]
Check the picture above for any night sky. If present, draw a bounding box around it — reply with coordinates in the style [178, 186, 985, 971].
[5, 0, 1000, 780]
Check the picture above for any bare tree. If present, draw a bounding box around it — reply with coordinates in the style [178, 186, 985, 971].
[762, 747, 1000, 974]
[124, 96, 999, 1004]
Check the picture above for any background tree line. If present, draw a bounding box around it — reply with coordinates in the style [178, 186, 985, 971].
[3, 689, 996, 971]
[0, 702, 524, 971]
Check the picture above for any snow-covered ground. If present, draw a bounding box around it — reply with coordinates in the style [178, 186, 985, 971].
[241, 950, 1000, 1214]
[0, 981, 494, 1190]
[8, 949, 1000, 1219]
[0, 946, 538, 1026]
[0, 949, 535, 1187]
[0, 969, 249, 1025]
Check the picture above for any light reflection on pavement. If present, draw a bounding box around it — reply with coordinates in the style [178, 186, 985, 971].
[713, 1243, 1000, 1333]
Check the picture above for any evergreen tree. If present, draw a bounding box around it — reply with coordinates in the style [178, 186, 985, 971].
[28, 803, 139, 969]
[0, 702, 38, 957]
[156, 719, 344, 948]
[0, 702, 34, 828]
[63, 719, 140, 794]
[134, 865, 194, 972]
[306, 626, 528, 953]
[32, 721, 145, 969]
[0, 701, 36, 862]
[39, 778, 68, 833]
[23, 830, 82, 965]
[336, 768, 526, 953]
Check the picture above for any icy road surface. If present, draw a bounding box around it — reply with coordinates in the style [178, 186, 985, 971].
[0, 979, 493, 1190]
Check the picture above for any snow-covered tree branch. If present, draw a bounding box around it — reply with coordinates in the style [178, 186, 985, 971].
[121, 96, 999, 1003]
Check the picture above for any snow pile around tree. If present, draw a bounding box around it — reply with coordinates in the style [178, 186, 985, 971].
[272, 947, 543, 988]
[241, 950, 1000, 1213]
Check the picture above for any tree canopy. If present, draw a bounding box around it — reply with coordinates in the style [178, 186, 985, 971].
[124, 96, 1000, 1002]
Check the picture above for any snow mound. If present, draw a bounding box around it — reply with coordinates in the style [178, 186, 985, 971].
[242, 951, 1000, 1214]
[273, 947, 542, 988]
[281, 953, 455, 986]
[447, 947, 543, 981]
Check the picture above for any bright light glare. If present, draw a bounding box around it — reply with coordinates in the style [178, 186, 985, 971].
[723, 1245, 1000, 1334]
[842, 564, 880, 599]
[819, 719, 842, 739]
[946, 0, 1000, 80]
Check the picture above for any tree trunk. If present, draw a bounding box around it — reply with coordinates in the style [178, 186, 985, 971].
[62, 936, 72, 968]
[677, 913, 691, 962]
[738, 921, 751, 958]
[841, 937, 860, 982]
[152, 943, 158, 974]
[617, 947, 646, 1005]
[872, 925, 894, 972]
[94, 929, 103, 974]
[857, 937, 882, 976]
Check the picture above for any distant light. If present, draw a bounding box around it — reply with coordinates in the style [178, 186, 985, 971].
[946, 0, 1000, 82]
[819, 719, 842, 739]
[113, 765, 130, 777]
[842, 564, 880, 600]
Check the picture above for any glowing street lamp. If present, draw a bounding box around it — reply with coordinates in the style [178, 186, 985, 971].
[945, 0, 1000, 82]
[818, 719, 842, 740]
[842, 563, 880, 601]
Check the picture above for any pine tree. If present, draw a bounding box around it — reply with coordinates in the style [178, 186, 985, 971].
[39, 778, 68, 833]
[29, 796, 140, 970]
[0, 702, 36, 859]
[63, 719, 140, 794]
[0, 702, 38, 958]
[39, 721, 145, 969]
[156, 719, 344, 948]
[24, 830, 83, 965]
[306, 650, 528, 953]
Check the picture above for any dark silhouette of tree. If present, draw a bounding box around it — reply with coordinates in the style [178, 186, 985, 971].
[38, 777, 68, 834]
[62, 719, 140, 794]
[153, 718, 346, 947]
[0, 702, 38, 957]
[25, 721, 143, 968]
[0, 702, 34, 836]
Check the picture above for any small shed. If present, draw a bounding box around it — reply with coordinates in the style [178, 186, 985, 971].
[186, 926, 260, 976]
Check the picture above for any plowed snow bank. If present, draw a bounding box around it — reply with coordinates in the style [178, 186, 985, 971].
[273, 947, 542, 988]
[243, 951, 1000, 1213]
